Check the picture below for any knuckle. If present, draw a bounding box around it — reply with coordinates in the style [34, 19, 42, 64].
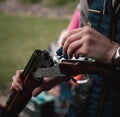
[16, 70, 20, 74]
[84, 35, 93, 45]
[69, 44, 74, 51]
[12, 75, 16, 80]
[75, 52, 79, 57]
[85, 26, 92, 35]
[16, 70, 23, 74]
[83, 46, 89, 54]
[67, 30, 73, 35]
[66, 37, 72, 44]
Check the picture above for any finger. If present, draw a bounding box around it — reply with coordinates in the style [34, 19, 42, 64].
[11, 70, 24, 91]
[61, 28, 83, 45]
[16, 70, 23, 87]
[11, 76, 23, 91]
[63, 31, 83, 55]
[71, 29, 94, 58]
[67, 39, 83, 58]
[32, 87, 42, 97]
[74, 44, 89, 58]
[74, 48, 84, 59]
[16, 70, 23, 78]
[63, 27, 88, 56]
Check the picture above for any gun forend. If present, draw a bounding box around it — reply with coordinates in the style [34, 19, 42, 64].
[0, 49, 54, 117]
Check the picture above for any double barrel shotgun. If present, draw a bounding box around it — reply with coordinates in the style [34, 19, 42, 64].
[0, 49, 120, 117]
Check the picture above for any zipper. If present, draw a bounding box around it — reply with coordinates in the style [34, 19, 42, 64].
[110, 0, 119, 41]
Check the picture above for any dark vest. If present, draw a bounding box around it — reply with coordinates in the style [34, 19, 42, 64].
[87, 0, 120, 117]
[88, 0, 120, 42]
[65, 1, 120, 117]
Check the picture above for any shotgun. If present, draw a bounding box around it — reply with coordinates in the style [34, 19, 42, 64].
[0, 49, 120, 117]
[0, 49, 54, 117]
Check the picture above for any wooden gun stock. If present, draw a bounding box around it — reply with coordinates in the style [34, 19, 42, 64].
[0, 50, 54, 117]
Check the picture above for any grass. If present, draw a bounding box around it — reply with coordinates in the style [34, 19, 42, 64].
[0, 13, 69, 88]
[43, 0, 78, 9]
[20, 0, 78, 9]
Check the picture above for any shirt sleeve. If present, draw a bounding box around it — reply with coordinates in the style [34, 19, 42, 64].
[79, 0, 89, 27]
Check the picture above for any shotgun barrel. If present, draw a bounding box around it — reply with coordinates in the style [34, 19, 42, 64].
[0, 50, 54, 117]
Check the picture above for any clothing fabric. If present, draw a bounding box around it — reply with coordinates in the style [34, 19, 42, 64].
[79, 0, 89, 27]
[67, 6, 80, 30]
[65, 0, 120, 117]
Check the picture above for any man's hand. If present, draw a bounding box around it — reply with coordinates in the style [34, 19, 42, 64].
[61, 26, 119, 64]
[11, 70, 67, 97]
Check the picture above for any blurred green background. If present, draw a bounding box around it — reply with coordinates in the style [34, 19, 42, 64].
[0, 0, 78, 89]
[21, 0, 78, 8]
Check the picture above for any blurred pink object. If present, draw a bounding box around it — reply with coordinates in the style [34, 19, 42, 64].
[67, 8, 80, 30]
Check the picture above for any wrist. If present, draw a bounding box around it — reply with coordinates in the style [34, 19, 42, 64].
[112, 45, 120, 65]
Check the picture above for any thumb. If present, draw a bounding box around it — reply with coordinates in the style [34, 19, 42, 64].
[32, 87, 42, 97]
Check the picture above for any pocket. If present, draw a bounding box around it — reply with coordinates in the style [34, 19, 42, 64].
[88, 8, 102, 31]
[65, 76, 93, 117]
